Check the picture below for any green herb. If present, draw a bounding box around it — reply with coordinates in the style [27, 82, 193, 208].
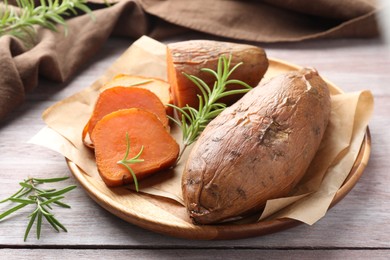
[117, 132, 144, 192]
[0, 176, 76, 241]
[0, 0, 93, 45]
[168, 55, 252, 161]
[127, 79, 153, 87]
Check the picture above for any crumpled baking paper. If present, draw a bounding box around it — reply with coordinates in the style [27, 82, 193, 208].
[30, 36, 374, 225]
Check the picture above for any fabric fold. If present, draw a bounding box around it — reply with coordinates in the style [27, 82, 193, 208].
[0, 0, 380, 122]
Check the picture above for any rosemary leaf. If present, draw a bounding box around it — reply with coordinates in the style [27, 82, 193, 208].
[24, 211, 37, 241]
[33, 176, 69, 183]
[49, 215, 67, 232]
[8, 198, 36, 204]
[39, 185, 76, 198]
[36, 211, 42, 239]
[40, 196, 65, 206]
[19, 182, 33, 189]
[0, 203, 28, 220]
[40, 197, 53, 210]
[43, 214, 60, 232]
[169, 55, 252, 161]
[117, 132, 145, 192]
[53, 200, 71, 208]
[0, 186, 24, 203]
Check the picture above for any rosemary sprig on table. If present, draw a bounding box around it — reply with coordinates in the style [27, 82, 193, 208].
[168, 55, 252, 161]
[0, 176, 76, 241]
[0, 0, 92, 44]
[117, 132, 144, 192]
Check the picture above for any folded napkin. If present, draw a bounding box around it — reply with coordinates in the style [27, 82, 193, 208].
[0, 0, 379, 122]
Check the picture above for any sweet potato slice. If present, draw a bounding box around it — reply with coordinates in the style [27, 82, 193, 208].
[167, 40, 268, 109]
[84, 87, 169, 147]
[102, 74, 173, 115]
[91, 108, 179, 187]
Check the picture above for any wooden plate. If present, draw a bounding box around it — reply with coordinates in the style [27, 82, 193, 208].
[67, 58, 371, 240]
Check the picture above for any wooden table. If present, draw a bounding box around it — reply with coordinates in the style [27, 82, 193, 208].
[1, 36, 389, 259]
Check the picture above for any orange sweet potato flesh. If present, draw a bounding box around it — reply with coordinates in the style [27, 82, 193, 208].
[167, 40, 269, 109]
[91, 108, 179, 187]
[103, 74, 173, 116]
[83, 87, 169, 148]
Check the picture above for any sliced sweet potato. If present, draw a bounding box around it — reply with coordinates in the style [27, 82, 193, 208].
[83, 87, 169, 148]
[167, 40, 268, 109]
[103, 74, 173, 115]
[91, 108, 179, 187]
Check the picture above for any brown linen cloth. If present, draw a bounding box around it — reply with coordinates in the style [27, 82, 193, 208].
[0, 0, 380, 122]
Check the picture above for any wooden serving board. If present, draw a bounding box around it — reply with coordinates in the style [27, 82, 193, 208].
[66, 58, 371, 240]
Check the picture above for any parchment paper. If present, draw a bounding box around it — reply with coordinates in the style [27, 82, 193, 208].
[30, 36, 374, 225]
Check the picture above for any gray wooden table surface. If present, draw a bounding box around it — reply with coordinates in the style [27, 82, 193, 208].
[0, 36, 389, 259]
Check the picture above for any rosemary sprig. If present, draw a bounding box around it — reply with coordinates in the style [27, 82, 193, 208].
[128, 79, 153, 87]
[117, 132, 144, 192]
[168, 55, 252, 161]
[0, 0, 93, 45]
[0, 176, 76, 241]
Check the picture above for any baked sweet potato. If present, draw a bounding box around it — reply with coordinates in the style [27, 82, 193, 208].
[182, 68, 331, 224]
[92, 108, 179, 187]
[167, 40, 268, 109]
[102, 74, 173, 115]
[83, 87, 169, 148]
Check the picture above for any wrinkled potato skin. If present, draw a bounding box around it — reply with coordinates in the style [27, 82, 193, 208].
[182, 68, 331, 224]
[167, 40, 268, 109]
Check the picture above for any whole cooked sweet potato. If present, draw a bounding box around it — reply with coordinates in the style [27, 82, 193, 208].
[182, 68, 331, 224]
[167, 40, 268, 109]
